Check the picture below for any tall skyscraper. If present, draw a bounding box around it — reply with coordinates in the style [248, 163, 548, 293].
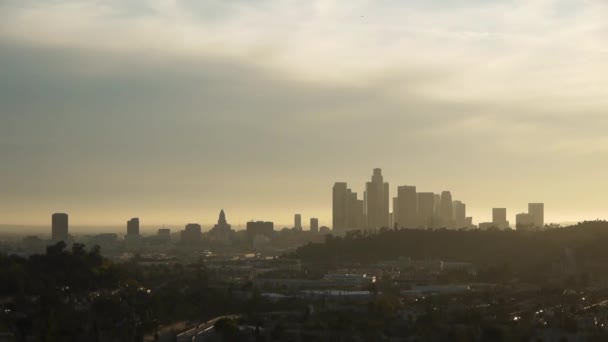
[528, 203, 544, 228]
[310, 218, 319, 233]
[332, 182, 348, 231]
[453, 200, 466, 228]
[294, 214, 302, 230]
[51, 213, 69, 241]
[417, 192, 435, 229]
[392, 197, 399, 227]
[397, 185, 417, 228]
[365, 168, 389, 229]
[492, 208, 509, 229]
[347, 191, 365, 230]
[333, 182, 364, 232]
[440, 191, 454, 228]
[127, 218, 140, 236]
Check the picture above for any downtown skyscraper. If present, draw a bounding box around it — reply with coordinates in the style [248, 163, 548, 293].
[332, 182, 364, 232]
[365, 168, 389, 229]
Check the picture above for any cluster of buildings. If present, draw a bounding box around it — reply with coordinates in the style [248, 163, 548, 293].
[478, 203, 545, 230]
[333, 168, 545, 231]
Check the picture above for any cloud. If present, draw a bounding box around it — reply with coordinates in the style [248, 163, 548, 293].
[1, 0, 608, 224]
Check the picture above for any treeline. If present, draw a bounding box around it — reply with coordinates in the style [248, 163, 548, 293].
[291, 221, 608, 274]
[0, 243, 257, 341]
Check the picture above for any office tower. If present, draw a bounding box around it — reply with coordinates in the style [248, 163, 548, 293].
[440, 191, 454, 228]
[51, 213, 69, 241]
[492, 208, 509, 229]
[294, 214, 302, 230]
[333, 182, 348, 231]
[528, 203, 545, 228]
[127, 218, 140, 236]
[181, 223, 202, 244]
[397, 185, 417, 228]
[465, 217, 473, 229]
[453, 201, 466, 228]
[157, 228, 171, 241]
[417, 192, 435, 229]
[434, 194, 441, 216]
[310, 218, 319, 233]
[246, 221, 274, 240]
[516, 213, 534, 230]
[334, 182, 364, 232]
[347, 191, 364, 230]
[392, 197, 399, 227]
[365, 168, 389, 229]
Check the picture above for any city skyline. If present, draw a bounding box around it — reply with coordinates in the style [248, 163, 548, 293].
[3, 1, 608, 226]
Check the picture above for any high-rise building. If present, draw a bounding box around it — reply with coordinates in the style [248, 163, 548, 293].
[209, 209, 234, 243]
[434, 194, 441, 216]
[51, 213, 69, 241]
[333, 182, 348, 231]
[365, 168, 389, 229]
[492, 208, 509, 229]
[417, 192, 435, 229]
[246, 221, 274, 240]
[392, 197, 399, 227]
[453, 201, 466, 228]
[310, 218, 319, 233]
[528, 203, 544, 228]
[181, 223, 202, 244]
[127, 218, 140, 236]
[157, 228, 171, 241]
[516, 213, 534, 230]
[440, 191, 454, 228]
[397, 186, 418, 228]
[294, 214, 302, 230]
[347, 191, 364, 230]
[333, 182, 364, 232]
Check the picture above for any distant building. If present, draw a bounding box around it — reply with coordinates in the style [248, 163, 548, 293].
[51, 213, 69, 241]
[453, 201, 466, 228]
[246, 221, 274, 240]
[479, 222, 495, 230]
[294, 214, 302, 230]
[516, 213, 534, 230]
[529, 203, 545, 228]
[440, 191, 454, 228]
[319, 226, 330, 234]
[181, 223, 202, 244]
[208, 209, 234, 243]
[333, 182, 364, 232]
[492, 208, 509, 229]
[310, 218, 319, 233]
[127, 218, 140, 236]
[157, 228, 171, 241]
[365, 168, 389, 229]
[417, 193, 435, 229]
[397, 185, 417, 228]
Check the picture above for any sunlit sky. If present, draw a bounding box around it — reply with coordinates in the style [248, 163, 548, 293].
[1, 0, 608, 229]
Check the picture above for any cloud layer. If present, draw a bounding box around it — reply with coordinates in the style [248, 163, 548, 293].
[1, 0, 608, 227]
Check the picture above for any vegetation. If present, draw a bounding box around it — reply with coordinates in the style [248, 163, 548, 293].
[291, 221, 608, 283]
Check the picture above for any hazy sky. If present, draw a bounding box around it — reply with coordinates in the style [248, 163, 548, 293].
[1, 0, 608, 229]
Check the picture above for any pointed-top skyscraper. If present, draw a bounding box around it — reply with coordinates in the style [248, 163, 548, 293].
[209, 209, 234, 243]
[365, 168, 389, 229]
[218, 209, 227, 226]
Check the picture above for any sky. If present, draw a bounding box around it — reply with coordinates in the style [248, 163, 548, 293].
[1, 0, 608, 230]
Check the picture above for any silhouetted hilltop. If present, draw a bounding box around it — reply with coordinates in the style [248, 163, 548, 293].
[290, 221, 608, 273]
